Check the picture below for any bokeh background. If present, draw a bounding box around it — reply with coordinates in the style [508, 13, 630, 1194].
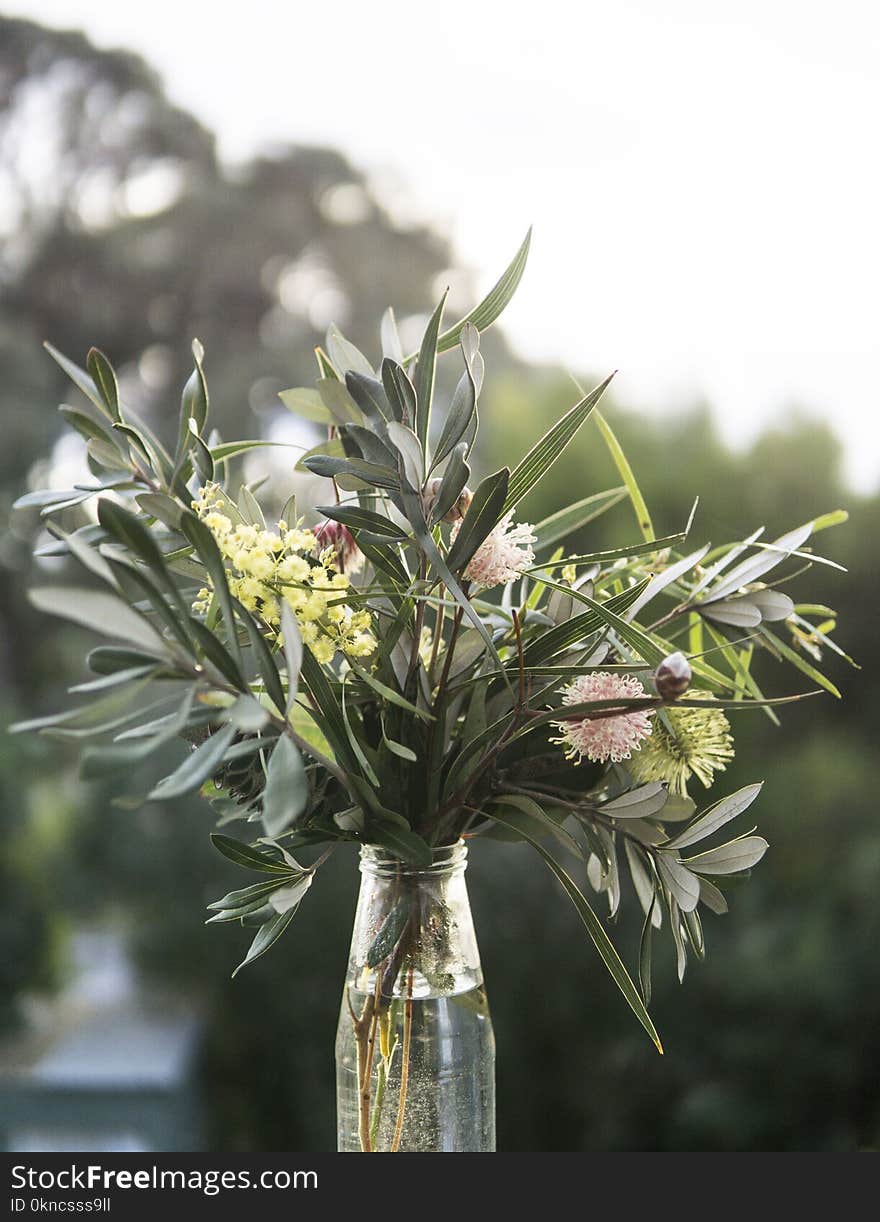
[1, 6, 878, 1152]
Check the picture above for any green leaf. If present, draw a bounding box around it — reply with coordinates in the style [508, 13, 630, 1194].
[9, 674, 157, 737]
[413, 290, 448, 450]
[684, 835, 769, 875]
[602, 782, 669, 820]
[532, 487, 627, 550]
[179, 510, 243, 674]
[211, 833, 293, 874]
[638, 896, 656, 1004]
[88, 645, 168, 674]
[316, 377, 363, 426]
[398, 482, 509, 680]
[86, 348, 120, 420]
[136, 492, 184, 529]
[522, 578, 650, 665]
[380, 307, 405, 364]
[235, 599, 286, 714]
[28, 586, 165, 652]
[431, 362, 477, 471]
[326, 324, 374, 379]
[382, 734, 418, 762]
[149, 723, 238, 800]
[759, 625, 841, 698]
[589, 406, 655, 542]
[303, 454, 399, 491]
[44, 342, 111, 418]
[237, 484, 266, 528]
[208, 876, 294, 912]
[279, 602, 303, 712]
[811, 508, 848, 533]
[445, 467, 510, 573]
[656, 852, 701, 913]
[294, 438, 346, 473]
[666, 783, 763, 851]
[700, 599, 763, 628]
[504, 373, 614, 514]
[490, 793, 584, 860]
[704, 522, 813, 603]
[381, 358, 417, 427]
[434, 228, 532, 354]
[489, 805, 663, 1053]
[59, 405, 119, 446]
[182, 339, 209, 434]
[97, 500, 180, 595]
[315, 503, 409, 541]
[340, 674, 380, 787]
[231, 907, 299, 977]
[366, 902, 410, 967]
[369, 822, 433, 868]
[529, 576, 668, 665]
[261, 734, 310, 837]
[212, 439, 303, 463]
[188, 617, 246, 687]
[79, 687, 196, 777]
[299, 650, 360, 775]
[279, 387, 333, 423]
[386, 421, 425, 489]
[228, 694, 271, 732]
[344, 371, 391, 424]
[350, 662, 434, 722]
[428, 443, 470, 526]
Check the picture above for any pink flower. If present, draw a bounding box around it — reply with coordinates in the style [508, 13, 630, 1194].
[313, 519, 363, 575]
[551, 672, 653, 764]
[456, 511, 536, 588]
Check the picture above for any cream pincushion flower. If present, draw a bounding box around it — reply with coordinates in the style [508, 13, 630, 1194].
[455, 511, 536, 588]
[551, 672, 653, 764]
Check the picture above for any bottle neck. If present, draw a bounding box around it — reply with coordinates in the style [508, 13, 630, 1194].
[347, 840, 481, 999]
[359, 840, 467, 882]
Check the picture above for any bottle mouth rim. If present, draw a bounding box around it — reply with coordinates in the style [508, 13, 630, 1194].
[359, 839, 467, 877]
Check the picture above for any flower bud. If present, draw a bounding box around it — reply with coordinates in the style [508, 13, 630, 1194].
[654, 651, 692, 700]
[313, 519, 363, 575]
[427, 478, 473, 523]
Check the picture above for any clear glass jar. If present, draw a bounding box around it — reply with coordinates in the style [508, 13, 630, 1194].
[335, 841, 495, 1152]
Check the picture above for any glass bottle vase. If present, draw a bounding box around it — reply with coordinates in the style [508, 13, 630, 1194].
[335, 841, 495, 1151]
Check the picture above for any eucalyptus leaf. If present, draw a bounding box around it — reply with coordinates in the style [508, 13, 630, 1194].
[261, 734, 309, 837]
[210, 833, 292, 874]
[28, 586, 165, 652]
[279, 387, 333, 423]
[231, 907, 299, 977]
[149, 723, 237, 800]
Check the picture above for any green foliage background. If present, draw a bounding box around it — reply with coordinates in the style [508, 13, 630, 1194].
[1, 16, 877, 1150]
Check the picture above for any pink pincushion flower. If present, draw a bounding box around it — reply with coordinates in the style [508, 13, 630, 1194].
[455, 511, 536, 588]
[551, 672, 653, 764]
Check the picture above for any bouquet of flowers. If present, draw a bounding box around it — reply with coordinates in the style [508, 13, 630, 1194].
[13, 232, 850, 1148]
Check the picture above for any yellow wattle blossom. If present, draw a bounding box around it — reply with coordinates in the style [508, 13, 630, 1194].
[191, 483, 376, 663]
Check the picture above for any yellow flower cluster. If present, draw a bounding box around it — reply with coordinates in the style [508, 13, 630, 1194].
[191, 484, 376, 665]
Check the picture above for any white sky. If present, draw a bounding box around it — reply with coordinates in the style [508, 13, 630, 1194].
[9, 0, 880, 492]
